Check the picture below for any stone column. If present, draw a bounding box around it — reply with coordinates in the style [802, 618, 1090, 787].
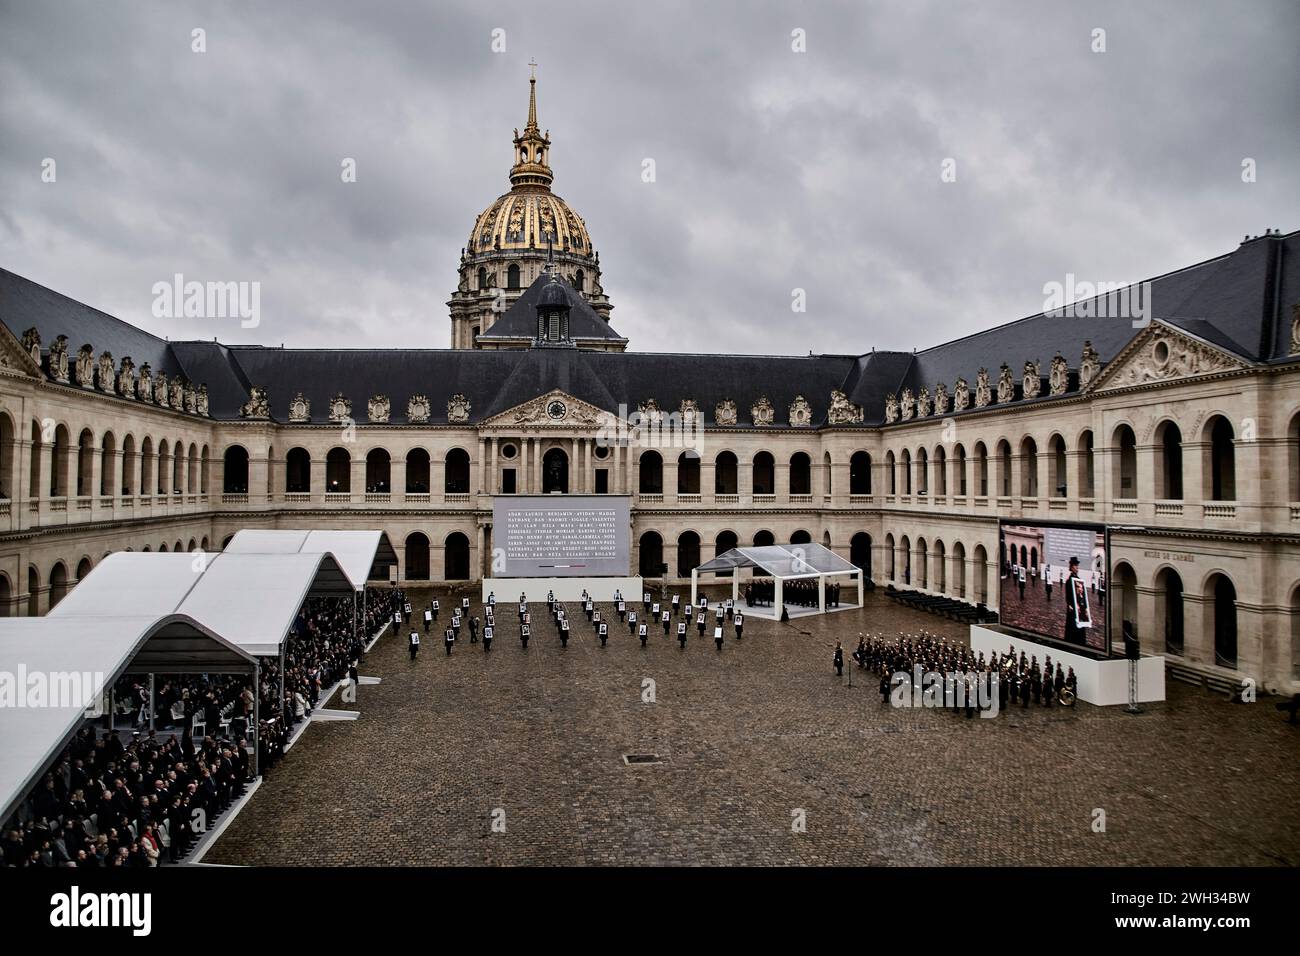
[488, 437, 497, 495]
[432, 453, 445, 503]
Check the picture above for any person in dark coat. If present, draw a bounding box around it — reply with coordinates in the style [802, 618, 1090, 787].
[833, 642, 844, 676]
[444, 626, 454, 656]
[469, 616, 479, 644]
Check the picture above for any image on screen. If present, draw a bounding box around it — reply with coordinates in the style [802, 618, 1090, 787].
[997, 522, 1107, 651]
[492, 495, 631, 577]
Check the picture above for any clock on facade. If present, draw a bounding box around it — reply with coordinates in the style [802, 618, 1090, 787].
[546, 399, 567, 420]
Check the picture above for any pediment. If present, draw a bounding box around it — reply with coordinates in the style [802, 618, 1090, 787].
[1088, 322, 1250, 393]
[0, 323, 45, 379]
[481, 389, 618, 430]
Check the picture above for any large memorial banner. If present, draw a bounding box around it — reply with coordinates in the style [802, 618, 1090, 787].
[492, 495, 631, 577]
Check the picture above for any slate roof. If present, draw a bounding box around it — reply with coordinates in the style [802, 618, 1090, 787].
[1, 230, 1294, 428]
[476, 271, 626, 344]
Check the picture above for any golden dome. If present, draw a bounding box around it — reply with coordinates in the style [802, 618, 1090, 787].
[465, 70, 595, 257]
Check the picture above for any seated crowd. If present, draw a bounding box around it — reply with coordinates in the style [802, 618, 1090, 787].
[2, 586, 406, 867]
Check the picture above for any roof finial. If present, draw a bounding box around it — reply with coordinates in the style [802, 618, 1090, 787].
[526, 58, 539, 131]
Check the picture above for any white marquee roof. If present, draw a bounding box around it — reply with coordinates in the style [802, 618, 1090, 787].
[223, 529, 397, 590]
[0, 614, 255, 824]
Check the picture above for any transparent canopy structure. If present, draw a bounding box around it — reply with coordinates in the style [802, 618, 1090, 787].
[692, 543, 863, 619]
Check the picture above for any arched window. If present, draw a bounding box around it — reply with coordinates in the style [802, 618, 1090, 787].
[851, 532, 872, 579]
[933, 446, 947, 496]
[790, 529, 811, 545]
[1079, 429, 1095, 498]
[542, 447, 568, 493]
[406, 448, 430, 493]
[157, 439, 170, 495]
[444, 532, 470, 580]
[405, 532, 430, 580]
[48, 562, 69, 610]
[915, 448, 928, 495]
[1049, 435, 1067, 497]
[933, 540, 946, 592]
[885, 533, 896, 580]
[445, 448, 470, 493]
[1156, 421, 1183, 499]
[75, 429, 94, 497]
[752, 452, 775, 495]
[953, 443, 967, 496]
[849, 451, 871, 495]
[974, 442, 989, 497]
[326, 447, 351, 493]
[1206, 416, 1235, 501]
[677, 451, 700, 494]
[951, 541, 966, 598]
[507, 264, 521, 290]
[996, 440, 1012, 497]
[477, 267, 487, 291]
[223, 446, 249, 493]
[715, 451, 738, 495]
[286, 448, 311, 493]
[789, 453, 811, 495]
[99, 432, 116, 497]
[1288, 410, 1300, 502]
[1156, 567, 1184, 655]
[638, 451, 663, 494]
[0, 414, 14, 500]
[75, 557, 93, 583]
[188, 444, 199, 493]
[886, 451, 897, 495]
[1208, 573, 1237, 667]
[900, 449, 912, 494]
[714, 530, 738, 577]
[574, 269, 585, 292]
[365, 448, 391, 493]
[0, 573, 10, 617]
[1019, 437, 1038, 497]
[752, 529, 775, 547]
[27, 566, 40, 617]
[50, 424, 70, 497]
[638, 531, 664, 578]
[1112, 424, 1137, 499]
[972, 545, 988, 603]
[676, 531, 700, 577]
[915, 537, 928, 588]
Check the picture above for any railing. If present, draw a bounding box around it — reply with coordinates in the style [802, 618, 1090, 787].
[28, 499, 38, 513]
[1291, 503, 1300, 521]
[1203, 503, 1236, 520]
[848, 494, 873, 505]
[715, 494, 739, 505]
[1154, 501, 1184, 517]
[951, 495, 966, 507]
[637, 493, 664, 505]
[677, 493, 702, 504]
[98, 497, 113, 509]
[75, 496, 92, 511]
[753, 494, 775, 505]
[404, 493, 431, 504]
[995, 497, 1012, 509]
[899, 494, 911, 504]
[788, 494, 813, 505]
[221, 493, 249, 505]
[1048, 498, 1067, 510]
[325, 492, 351, 504]
[51, 497, 67, 513]
[1078, 498, 1095, 511]
[364, 493, 391, 503]
[1113, 500, 1138, 515]
[284, 492, 311, 503]
[444, 493, 471, 505]
[1021, 496, 1038, 510]
[0, 500, 10, 518]
[931, 494, 947, 506]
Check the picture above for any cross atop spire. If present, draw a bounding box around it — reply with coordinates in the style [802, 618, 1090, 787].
[526, 59, 539, 131]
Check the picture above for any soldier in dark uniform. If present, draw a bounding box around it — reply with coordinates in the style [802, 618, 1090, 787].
[671, 593, 680, 616]
[1054, 664, 1066, 704]
[879, 669, 891, 704]
[408, 630, 420, 661]
[680, 624, 689, 650]
[677, 621, 687, 646]
[628, 610, 637, 634]
[833, 641, 844, 676]
[661, 610, 670, 635]
[423, 607, 432, 633]
[431, 599, 439, 623]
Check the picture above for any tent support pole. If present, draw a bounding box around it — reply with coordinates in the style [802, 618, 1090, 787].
[691, 568, 697, 607]
[732, 575, 738, 605]
[819, 576, 825, 613]
[775, 577, 783, 621]
[148, 672, 155, 731]
[251, 661, 260, 778]
[859, 570, 864, 608]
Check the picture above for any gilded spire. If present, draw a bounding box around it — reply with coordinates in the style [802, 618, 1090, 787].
[510, 61, 552, 190]
[526, 57, 538, 131]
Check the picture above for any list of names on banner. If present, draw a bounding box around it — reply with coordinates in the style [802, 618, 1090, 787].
[505, 508, 620, 566]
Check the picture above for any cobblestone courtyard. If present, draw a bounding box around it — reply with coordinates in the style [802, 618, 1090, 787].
[207, 588, 1300, 866]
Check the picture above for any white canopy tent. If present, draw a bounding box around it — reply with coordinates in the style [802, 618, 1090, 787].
[223, 529, 398, 591]
[692, 543, 864, 620]
[0, 614, 258, 824]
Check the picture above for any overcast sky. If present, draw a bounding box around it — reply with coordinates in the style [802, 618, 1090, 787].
[1, 0, 1297, 356]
